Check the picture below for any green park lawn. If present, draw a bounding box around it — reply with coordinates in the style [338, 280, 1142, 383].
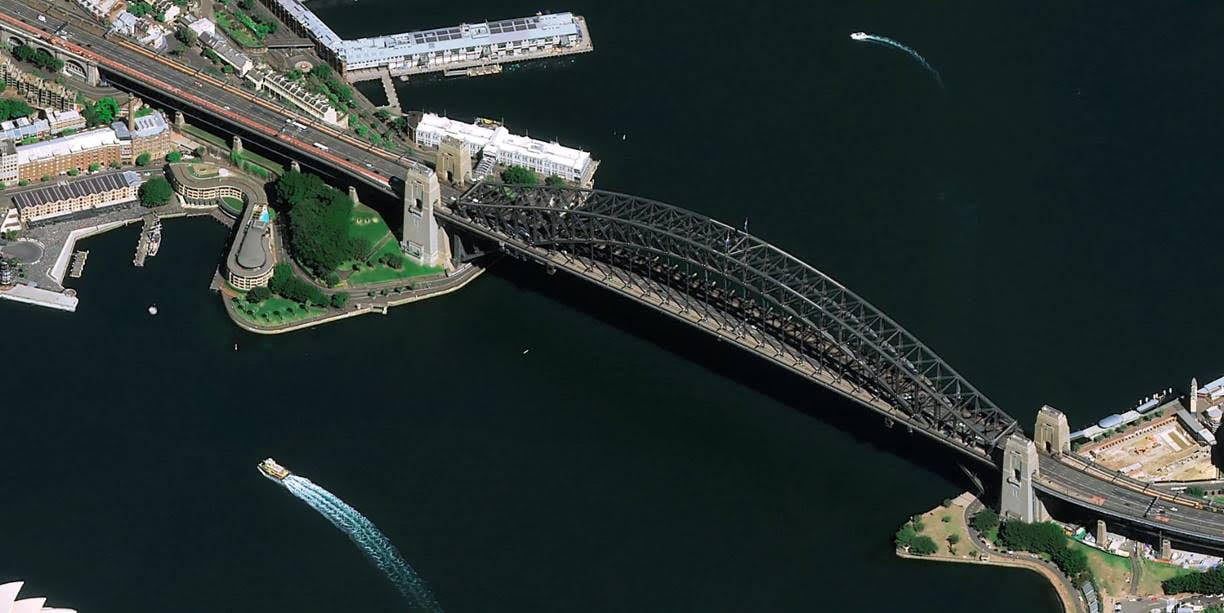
[221, 196, 245, 215]
[230, 295, 327, 327]
[1068, 541, 1131, 596]
[348, 202, 392, 253]
[345, 238, 442, 286]
[1138, 557, 1198, 596]
[215, 11, 263, 48]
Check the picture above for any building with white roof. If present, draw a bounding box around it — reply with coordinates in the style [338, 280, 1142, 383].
[187, 16, 216, 38]
[74, 0, 121, 22]
[414, 113, 596, 185]
[46, 110, 85, 134]
[0, 581, 76, 613]
[259, 0, 590, 77]
[16, 127, 123, 181]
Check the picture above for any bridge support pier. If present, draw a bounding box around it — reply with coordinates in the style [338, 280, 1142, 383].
[348, 186, 360, 207]
[402, 162, 441, 267]
[1160, 537, 1172, 560]
[232, 135, 244, 154]
[290, 160, 301, 173]
[1000, 434, 1048, 523]
[1096, 519, 1106, 545]
[1035, 405, 1071, 455]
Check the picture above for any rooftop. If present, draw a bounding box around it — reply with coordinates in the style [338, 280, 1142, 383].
[16, 127, 121, 165]
[112, 110, 169, 140]
[338, 13, 580, 65]
[416, 113, 592, 172]
[10, 171, 141, 210]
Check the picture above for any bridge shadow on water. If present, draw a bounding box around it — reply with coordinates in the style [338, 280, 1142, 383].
[485, 255, 998, 497]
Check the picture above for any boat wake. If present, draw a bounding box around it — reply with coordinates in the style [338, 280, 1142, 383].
[280, 474, 442, 611]
[851, 32, 944, 88]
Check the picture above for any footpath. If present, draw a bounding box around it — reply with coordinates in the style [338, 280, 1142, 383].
[896, 493, 1086, 613]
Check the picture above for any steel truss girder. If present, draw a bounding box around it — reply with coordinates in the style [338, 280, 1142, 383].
[446, 183, 1019, 456]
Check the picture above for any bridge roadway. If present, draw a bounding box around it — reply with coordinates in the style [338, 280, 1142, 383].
[7, 0, 1224, 548]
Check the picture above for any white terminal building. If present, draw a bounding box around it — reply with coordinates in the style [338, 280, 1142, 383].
[259, 0, 590, 78]
[414, 113, 597, 185]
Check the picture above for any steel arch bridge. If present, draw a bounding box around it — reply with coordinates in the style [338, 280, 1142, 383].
[440, 182, 1019, 464]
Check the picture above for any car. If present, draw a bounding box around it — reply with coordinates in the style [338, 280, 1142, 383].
[37, 14, 46, 22]
[1170, 506, 1179, 512]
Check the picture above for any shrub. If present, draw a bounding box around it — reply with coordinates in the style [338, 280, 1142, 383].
[909, 536, 938, 556]
[246, 286, 271, 303]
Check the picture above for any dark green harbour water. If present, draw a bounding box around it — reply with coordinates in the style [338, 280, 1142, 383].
[7, 2, 1224, 611]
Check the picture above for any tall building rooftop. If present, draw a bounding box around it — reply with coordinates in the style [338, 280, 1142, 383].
[11, 171, 141, 212]
[16, 127, 121, 165]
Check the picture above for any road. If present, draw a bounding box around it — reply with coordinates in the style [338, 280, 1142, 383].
[1038, 455, 1224, 545]
[0, 0, 432, 195]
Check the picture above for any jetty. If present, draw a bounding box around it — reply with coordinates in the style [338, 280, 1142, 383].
[68, 250, 88, 279]
[132, 214, 161, 267]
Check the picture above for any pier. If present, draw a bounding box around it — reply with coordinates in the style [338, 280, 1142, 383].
[132, 214, 161, 267]
[378, 67, 401, 113]
[68, 250, 88, 279]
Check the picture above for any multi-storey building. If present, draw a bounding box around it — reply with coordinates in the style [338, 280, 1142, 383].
[46, 109, 86, 134]
[249, 65, 342, 126]
[413, 113, 596, 185]
[16, 127, 123, 181]
[199, 31, 254, 76]
[112, 110, 173, 164]
[259, 0, 589, 78]
[9, 170, 140, 223]
[0, 56, 76, 112]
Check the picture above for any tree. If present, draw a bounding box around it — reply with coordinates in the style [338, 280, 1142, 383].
[545, 175, 565, 187]
[970, 508, 999, 533]
[175, 25, 198, 46]
[86, 97, 120, 126]
[246, 285, 271, 303]
[894, 523, 916, 549]
[1187, 486, 1207, 498]
[947, 533, 960, 545]
[501, 164, 539, 186]
[909, 536, 938, 556]
[165, 151, 183, 163]
[330, 292, 348, 308]
[1051, 547, 1088, 578]
[194, 146, 207, 158]
[88, 163, 101, 172]
[998, 521, 1066, 555]
[67, 168, 79, 176]
[135, 152, 152, 167]
[138, 177, 173, 207]
[0, 98, 32, 121]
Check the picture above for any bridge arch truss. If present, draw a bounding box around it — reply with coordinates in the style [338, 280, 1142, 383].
[444, 182, 1018, 463]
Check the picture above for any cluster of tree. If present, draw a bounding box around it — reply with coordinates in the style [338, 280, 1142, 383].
[969, 508, 999, 533]
[246, 285, 272, 303]
[307, 65, 353, 108]
[126, 1, 156, 18]
[379, 251, 403, 270]
[83, 97, 120, 127]
[272, 171, 369, 278]
[1186, 486, 1207, 498]
[12, 44, 64, 72]
[268, 263, 328, 306]
[545, 175, 566, 187]
[1163, 566, 1224, 595]
[138, 177, 173, 207]
[998, 520, 1089, 578]
[0, 98, 32, 122]
[894, 514, 938, 556]
[501, 165, 539, 186]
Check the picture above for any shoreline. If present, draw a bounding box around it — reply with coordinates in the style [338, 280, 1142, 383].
[223, 263, 485, 334]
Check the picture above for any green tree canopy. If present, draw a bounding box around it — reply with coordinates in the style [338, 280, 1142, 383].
[138, 177, 173, 207]
[165, 151, 183, 163]
[246, 285, 271, 303]
[970, 508, 999, 533]
[909, 536, 938, 556]
[0, 98, 32, 121]
[86, 97, 120, 126]
[271, 171, 368, 278]
[135, 152, 152, 167]
[501, 165, 539, 186]
[329, 292, 348, 309]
